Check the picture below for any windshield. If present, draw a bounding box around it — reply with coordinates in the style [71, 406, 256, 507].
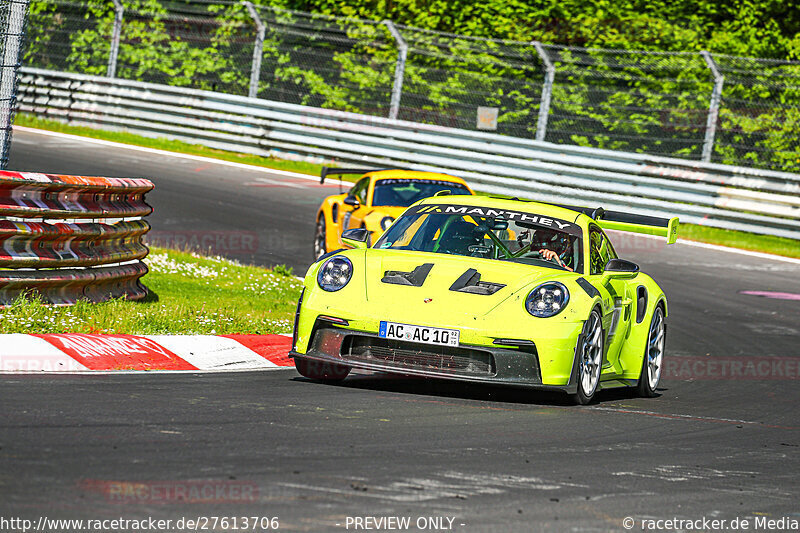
[373, 204, 583, 273]
[372, 179, 471, 207]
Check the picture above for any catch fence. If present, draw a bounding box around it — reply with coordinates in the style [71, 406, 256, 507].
[21, 0, 800, 172]
[0, 0, 30, 169]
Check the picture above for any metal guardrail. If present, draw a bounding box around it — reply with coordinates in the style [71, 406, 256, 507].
[16, 67, 800, 240]
[0, 168, 153, 305]
[25, 1, 800, 172]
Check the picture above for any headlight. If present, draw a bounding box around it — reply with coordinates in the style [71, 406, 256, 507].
[317, 256, 353, 292]
[525, 282, 569, 317]
[380, 216, 395, 231]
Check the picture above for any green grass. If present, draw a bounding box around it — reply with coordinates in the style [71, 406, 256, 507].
[14, 115, 800, 258]
[0, 247, 303, 334]
[679, 224, 800, 258]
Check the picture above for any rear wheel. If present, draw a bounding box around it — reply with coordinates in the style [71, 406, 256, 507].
[295, 358, 351, 382]
[313, 216, 326, 259]
[637, 305, 665, 397]
[572, 309, 604, 405]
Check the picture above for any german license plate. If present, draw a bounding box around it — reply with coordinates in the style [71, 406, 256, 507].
[379, 321, 460, 347]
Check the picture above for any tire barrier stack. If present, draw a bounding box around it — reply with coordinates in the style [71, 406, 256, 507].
[0, 170, 153, 306]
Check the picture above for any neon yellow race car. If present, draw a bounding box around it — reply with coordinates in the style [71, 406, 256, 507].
[314, 168, 473, 259]
[292, 195, 678, 404]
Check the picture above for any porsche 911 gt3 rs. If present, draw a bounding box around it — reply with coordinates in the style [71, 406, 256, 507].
[292, 194, 678, 404]
[314, 168, 473, 259]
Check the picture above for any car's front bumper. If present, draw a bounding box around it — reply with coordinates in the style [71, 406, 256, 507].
[290, 325, 581, 393]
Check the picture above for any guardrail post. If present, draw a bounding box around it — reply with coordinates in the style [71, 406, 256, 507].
[382, 20, 407, 121]
[532, 41, 554, 142]
[106, 0, 124, 78]
[701, 50, 724, 163]
[1, 0, 30, 170]
[242, 1, 265, 99]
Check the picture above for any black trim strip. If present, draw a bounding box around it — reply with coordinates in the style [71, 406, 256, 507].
[493, 338, 535, 347]
[576, 277, 600, 298]
[316, 248, 345, 264]
[291, 288, 304, 350]
[636, 286, 648, 324]
[549, 204, 603, 219]
[318, 315, 350, 326]
[603, 210, 672, 228]
[548, 203, 672, 227]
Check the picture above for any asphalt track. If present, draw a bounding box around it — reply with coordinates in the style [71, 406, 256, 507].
[2, 128, 800, 532]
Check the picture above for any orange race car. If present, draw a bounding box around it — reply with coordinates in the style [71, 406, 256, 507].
[314, 168, 474, 259]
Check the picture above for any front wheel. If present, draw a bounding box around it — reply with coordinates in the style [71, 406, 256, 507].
[637, 305, 665, 397]
[313, 216, 327, 260]
[572, 309, 604, 405]
[295, 358, 351, 382]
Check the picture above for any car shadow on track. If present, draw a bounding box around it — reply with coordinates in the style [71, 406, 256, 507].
[291, 372, 658, 406]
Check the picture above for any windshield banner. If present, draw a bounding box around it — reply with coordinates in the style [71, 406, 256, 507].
[375, 179, 463, 186]
[409, 204, 581, 235]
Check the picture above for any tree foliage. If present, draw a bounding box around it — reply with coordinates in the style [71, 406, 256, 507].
[23, 0, 800, 171]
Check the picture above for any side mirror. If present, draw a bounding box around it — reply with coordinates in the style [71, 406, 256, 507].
[341, 228, 370, 250]
[603, 258, 640, 280]
[343, 195, 360, 208]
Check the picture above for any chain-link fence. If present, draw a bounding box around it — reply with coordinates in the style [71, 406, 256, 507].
[21, 0, 800, 172]
[1, 0, 29, 169]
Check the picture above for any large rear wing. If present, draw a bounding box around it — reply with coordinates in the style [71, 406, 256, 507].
[552, 204, 679, 244]
[320, 167, 397, 184]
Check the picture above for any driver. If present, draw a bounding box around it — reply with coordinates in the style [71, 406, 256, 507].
[530, 228, 574, 271]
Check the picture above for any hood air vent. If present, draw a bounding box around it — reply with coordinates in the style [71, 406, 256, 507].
[382, 263, 434, 287]
[449, 269, 505, 295]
